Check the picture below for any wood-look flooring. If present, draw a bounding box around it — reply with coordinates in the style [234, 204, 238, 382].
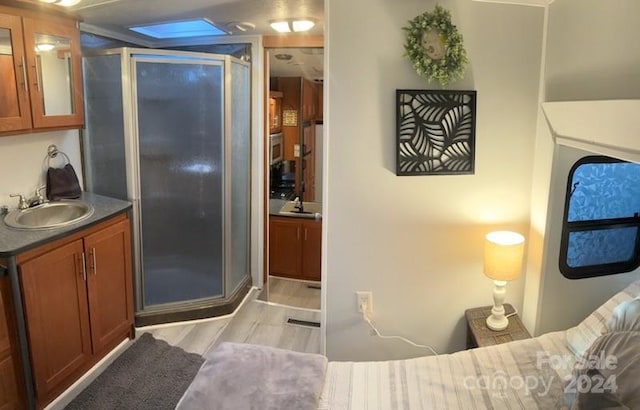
[140, 288, 321, 357]
[257, 276, 321, 310]
[46, 288, 321, 410]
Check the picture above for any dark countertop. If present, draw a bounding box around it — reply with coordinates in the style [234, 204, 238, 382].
[0, 192, 132, 258]
[269, 199, 289, 216]
[269, 199, 322, 220]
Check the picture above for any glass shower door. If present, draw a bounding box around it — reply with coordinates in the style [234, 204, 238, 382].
[133, 57, 225, 307]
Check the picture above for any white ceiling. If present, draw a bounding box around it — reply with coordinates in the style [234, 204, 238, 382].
[71, 0, 323, 39]
[70, 0, 324, 78]
[268, 47, 323, 81]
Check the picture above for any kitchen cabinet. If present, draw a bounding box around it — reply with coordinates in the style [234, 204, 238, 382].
[0, 275, 23, 410]
[300, 219, 321, 280]
[276, 77, 302, 161]
[269, 216, 321, 281]
[302, 78, 317, 121]
[18, 215, 133, 407]
[274, 76, 319, 199]
[268, 91, 282, 134]
[0, 5, 83, 135]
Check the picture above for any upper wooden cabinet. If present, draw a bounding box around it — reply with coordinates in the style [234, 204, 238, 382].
[0, 13, 31, 133]
[268, 91, 282, 134]
[0, 6, 83, 135]
[302, 78, 316, 121]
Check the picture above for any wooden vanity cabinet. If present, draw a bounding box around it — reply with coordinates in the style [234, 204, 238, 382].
[18, 215, 133, 407]
[0, 275, 24, 410]
[0, 5, 83, 135]
[269, 216, 321, 281]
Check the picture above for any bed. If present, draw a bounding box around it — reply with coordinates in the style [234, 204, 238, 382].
[177, 279, 640, 410]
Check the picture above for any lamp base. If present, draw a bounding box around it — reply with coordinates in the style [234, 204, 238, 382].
[486, 309, 509, 331]
[486, 280, 509, 331]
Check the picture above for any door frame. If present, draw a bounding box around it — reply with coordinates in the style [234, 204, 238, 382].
[262, 35, 324, 287]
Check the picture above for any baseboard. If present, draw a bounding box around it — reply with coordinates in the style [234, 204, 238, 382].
[43, 338, 132, 410]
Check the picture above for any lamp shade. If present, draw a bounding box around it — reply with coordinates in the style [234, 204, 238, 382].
[483, 231, 525, 281]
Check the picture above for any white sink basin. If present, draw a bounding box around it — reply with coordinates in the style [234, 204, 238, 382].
[4, 200, 94, 230]
[279, 201, 322, 218]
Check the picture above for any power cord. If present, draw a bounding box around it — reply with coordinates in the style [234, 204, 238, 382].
[506, 306, 518, 319]
[360, 304, 438, 356]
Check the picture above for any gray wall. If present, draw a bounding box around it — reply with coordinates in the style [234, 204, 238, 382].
[545, 0, 640, 102]
[324, 0, 544, 360]
[523, 0, 640, 335]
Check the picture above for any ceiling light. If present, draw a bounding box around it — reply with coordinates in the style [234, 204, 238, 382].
[38, 0, 81, 6]
[270, 21, 292, 33]
[36, 43, 56, 52]
[292, 20, 315, 32]
[130, 19, 227, 39]
[269, 19, 316, 33]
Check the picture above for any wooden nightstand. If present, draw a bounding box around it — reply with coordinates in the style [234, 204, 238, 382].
[465, 304, 531, 349]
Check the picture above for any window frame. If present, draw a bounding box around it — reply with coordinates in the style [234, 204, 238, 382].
[559, 155, 640, 279]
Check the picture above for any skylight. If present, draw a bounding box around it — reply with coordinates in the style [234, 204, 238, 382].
[129, 19, 226, 39]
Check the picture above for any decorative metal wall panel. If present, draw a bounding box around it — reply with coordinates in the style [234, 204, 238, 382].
[396, 89, 476, 175]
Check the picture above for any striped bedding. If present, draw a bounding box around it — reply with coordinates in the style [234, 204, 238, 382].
[318, 280, 640, 410]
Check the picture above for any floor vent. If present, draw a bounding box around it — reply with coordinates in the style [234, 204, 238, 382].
[307, 284, 321, 290]
[286, 318, 321, 328]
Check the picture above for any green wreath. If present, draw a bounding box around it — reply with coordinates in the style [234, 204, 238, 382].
[403, 5, 469, 86]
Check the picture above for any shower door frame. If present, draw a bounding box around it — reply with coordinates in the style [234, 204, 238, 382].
[116, 48, 250, 319]
[130, 53, 226, 310]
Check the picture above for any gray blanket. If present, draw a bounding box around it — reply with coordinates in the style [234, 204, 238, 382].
[176, 342, 327, 410]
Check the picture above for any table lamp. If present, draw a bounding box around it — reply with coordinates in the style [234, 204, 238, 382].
[483, 231, 525, 331]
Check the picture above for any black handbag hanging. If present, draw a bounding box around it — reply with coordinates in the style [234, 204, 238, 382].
[46, 146, 81, 200]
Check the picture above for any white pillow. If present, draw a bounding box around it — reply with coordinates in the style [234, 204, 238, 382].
[605, 297, 640, 332]
[565, 331, 640, 410]
[565, 280, 640, 357]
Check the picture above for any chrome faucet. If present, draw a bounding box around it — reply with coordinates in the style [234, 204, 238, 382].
[9, 194, 28, 210]
[293, 195, 304, 212]
[28, 185, 46, 207]
[10, 186, 47, 211]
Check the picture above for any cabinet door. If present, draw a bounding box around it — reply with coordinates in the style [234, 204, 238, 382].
[0, 276, 23, 410]
[301, 220, 322, 281]
[268, 96, 282, 134]
[22, 17, 83, 129]
[84, 219, 133, 354]
[0, 13, 31, 133]
[20, 240, 91, 398]
[269, 217, 302, 277]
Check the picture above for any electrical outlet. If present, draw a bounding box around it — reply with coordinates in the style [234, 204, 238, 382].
[356, 291, 373, 314]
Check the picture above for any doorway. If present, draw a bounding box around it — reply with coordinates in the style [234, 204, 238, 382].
[260, 36, 324, 311]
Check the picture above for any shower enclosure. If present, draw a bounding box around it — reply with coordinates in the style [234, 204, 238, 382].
[81, 48, 251, 325]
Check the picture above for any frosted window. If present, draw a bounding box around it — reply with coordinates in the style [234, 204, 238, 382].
[560, 156, 640, 279]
